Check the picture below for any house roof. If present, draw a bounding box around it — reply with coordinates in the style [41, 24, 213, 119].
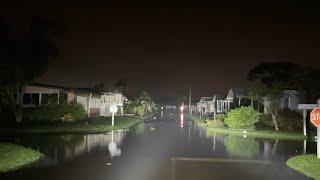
[102, 91, 123, 95]
[28, 83, 102, 98]
[225, 88, 249, 100]
[199, 97, 212, 102]
[212, 94, 225, 100]
[28, 83, 70, 91]
[232, 88, 249, 96]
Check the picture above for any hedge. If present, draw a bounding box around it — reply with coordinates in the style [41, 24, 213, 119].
[23, 103, 86, 122]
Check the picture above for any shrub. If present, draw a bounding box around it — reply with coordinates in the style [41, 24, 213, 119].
[23, 103, 86, 122]
[224, 106, 260, 129]
[256, 113, 274, 128]
[224, 136, 259, 158]
[277, 108, 302, 131]
[260, 113, 272, 122]
[206, 119, 225, 127]
[216, 114, 226, 121]
[61, 113, 74, 122]
[124, 103, 137, 114]
[136, 105, 145, 117]
[0, 107, 15, 126]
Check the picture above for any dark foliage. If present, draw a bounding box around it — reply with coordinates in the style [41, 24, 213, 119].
[277, 108, 302, 131]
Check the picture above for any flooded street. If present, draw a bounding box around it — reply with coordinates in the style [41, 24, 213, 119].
[0, 112, 313, 180]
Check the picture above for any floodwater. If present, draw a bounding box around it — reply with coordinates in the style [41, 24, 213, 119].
[0, 112, 314, 180]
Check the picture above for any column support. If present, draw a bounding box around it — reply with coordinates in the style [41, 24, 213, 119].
[39, 93, 42, 106]
[57, 92, 60, 105]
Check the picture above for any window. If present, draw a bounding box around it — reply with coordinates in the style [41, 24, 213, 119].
[60, 93, 68, 104]
[31, 93, 39, 105]
[23, 93, 32, 105]
[283, 97, 289, 108]
[42, 94, 50, 105]
[50, 94, 58, 104]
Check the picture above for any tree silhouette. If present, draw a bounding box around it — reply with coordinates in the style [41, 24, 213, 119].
[114, 78, 128, 93]
[0, 16, 61, 123]
[92, 82, 104, 93]
[247, 62, 301, 131]
[247, 62, 301, 88]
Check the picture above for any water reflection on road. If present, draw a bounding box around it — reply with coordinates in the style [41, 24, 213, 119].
[9, 130, 127, 167]
[0, 113, 313, 180]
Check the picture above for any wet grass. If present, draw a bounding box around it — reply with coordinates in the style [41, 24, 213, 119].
[286, 154, 320, 179]
[206, 127, 306, 140]
[0, 143, 43, 173]
[190, 116, 306, 140]
[0, 116, 146, 134]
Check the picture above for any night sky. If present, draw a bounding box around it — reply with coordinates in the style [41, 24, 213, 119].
[1, 1, 320, 102]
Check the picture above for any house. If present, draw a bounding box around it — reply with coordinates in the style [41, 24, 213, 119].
[194, 87, 302, 118]
[280, 90, 300, 111]
[196, 94, 231, 116]
[22, 84, 127, 117]
[225, 88, 252, 107]
[23, 84, 71, 106]
[72, 89, 102, 117]
[262, 90, 301, 113]
[100, 92, 126, 116]
[225, 88, 301, 113]
[23, 84, 103, 117]
[23, 84, 59, 106]
[196, 97, 212, 115]
[212, 94, 229, 113]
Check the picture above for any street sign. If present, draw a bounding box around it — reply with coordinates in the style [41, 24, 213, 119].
[311, 108, 320, 127]
[298, 104, 317, 110]
[299, 104, 318, 136]
[109, 104, 118, 114]
[311, 101, 320, 159]
[109, 104, 118, 126]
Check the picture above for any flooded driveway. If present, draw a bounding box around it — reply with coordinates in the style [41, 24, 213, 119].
[0, 112, 312, 180]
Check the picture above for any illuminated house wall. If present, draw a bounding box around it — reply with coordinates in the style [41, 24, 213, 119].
[23, 84, 106, 117]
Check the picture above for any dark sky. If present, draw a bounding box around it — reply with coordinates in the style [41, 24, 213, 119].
[2, 1, 320, 102]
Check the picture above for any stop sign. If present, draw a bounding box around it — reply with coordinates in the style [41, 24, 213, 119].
[311, 107, 320, 127]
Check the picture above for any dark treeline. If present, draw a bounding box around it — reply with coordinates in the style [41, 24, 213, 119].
[0, 16, 63, 123]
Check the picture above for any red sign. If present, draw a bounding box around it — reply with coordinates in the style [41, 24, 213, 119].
[311, 107, 320, 127]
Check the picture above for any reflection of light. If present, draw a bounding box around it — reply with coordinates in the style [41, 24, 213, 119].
[180, 105, 184, 112]
[108, 131, 121, 158]
[180, 114, 184, 128]
[243, 135, 247, 138]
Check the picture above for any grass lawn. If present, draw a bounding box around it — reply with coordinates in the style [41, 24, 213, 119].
[206, 127, 306, 140]
[0, 143, 43, 173]
[0, 116, 146, 134]
[286, 154, 320, 179]
[189, 116, 306, 140]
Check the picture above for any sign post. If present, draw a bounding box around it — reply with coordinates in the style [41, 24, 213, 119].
[298, 104, 317, 136]
[109, 104, 118, 127]
[310, 102, 320, 158]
